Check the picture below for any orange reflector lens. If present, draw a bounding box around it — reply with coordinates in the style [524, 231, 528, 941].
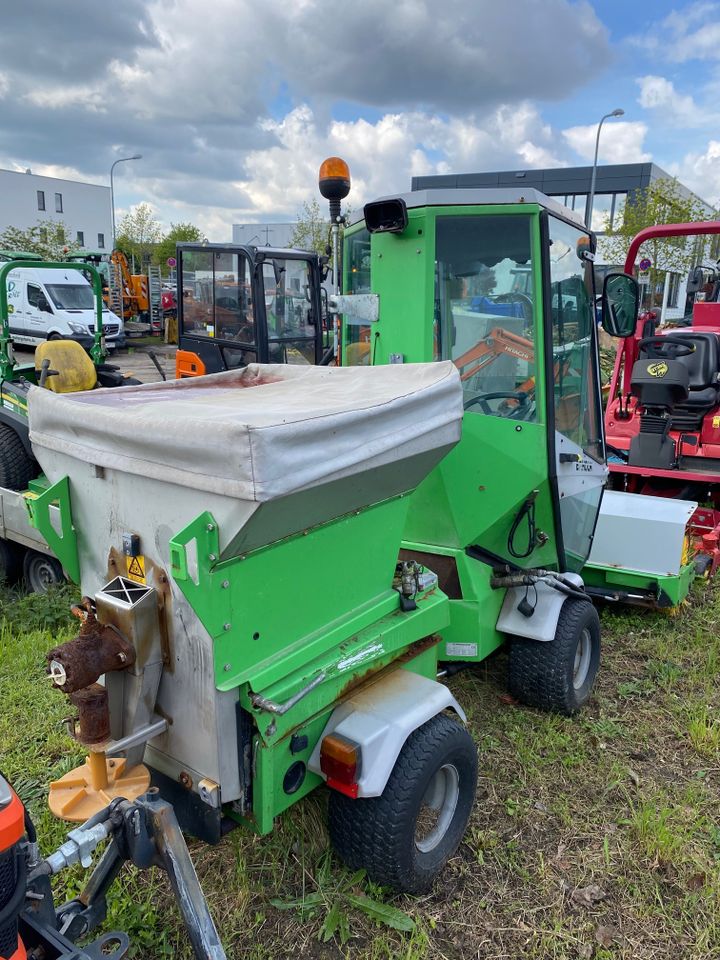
[320, 734, 361, 797]
[319, 156, 350, 183]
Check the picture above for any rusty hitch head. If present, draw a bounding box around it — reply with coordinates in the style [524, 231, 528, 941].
[47, 605, 136, 693]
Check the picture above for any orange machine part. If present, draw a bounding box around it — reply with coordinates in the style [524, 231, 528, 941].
[0, 784, 27, 960]
[175, 349, 206, 378]
[0, 789, 24, 852]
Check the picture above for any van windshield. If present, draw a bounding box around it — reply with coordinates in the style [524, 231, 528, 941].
[46, 284, 95, 310]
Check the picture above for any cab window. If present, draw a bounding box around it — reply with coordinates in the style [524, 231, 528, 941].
[262, 257, 317, 365]
[27, 283, 42, 308]
[343, 228, 372, 365]
[435, 214, 537, 421]
[547, 217, 603, 462]
[181, 250, 256, 349]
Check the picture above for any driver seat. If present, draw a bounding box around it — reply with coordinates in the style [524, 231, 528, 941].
[35, 339, 97, 393]
[644, 332, 720, 430]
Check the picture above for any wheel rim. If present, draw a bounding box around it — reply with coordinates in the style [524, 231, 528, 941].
[28, 557, 60, 593]
[573, 627, 592, 689]
[414, 764, 460, 854]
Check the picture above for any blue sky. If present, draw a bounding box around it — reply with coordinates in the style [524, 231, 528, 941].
[1, 0, 719, 237]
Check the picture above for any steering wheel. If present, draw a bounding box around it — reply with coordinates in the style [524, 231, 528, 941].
[639, 335, 695, 359]
[464, 390, 530, 415]
[492, 293, 533, 321]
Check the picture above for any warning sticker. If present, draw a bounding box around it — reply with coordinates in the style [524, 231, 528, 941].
[713, 416, 720, 429]
[126, 555, 146, 584]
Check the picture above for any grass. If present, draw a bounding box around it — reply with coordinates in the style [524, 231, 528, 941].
[3, 581, 720, 958]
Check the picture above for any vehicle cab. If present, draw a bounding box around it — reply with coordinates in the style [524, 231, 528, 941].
[175, 243, 327, 377]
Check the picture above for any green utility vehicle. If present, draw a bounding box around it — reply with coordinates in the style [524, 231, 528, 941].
[26, 186, 636, 901]
[337, 188, 638, 705]
[0, 259, 135, 589]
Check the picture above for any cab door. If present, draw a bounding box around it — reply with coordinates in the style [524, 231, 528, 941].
[25, 282, 51, 343]
[543, 213, 607, 572]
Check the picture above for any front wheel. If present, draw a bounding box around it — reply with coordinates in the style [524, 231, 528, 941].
[23, 550, 65, 593]
[507, 597, 600, 715]
[328, 713, 477, 893]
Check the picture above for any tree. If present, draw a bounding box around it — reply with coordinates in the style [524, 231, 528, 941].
[115, 202, 163, 266]
[154, 222, 206, 267]
[289, 199, 330, 256]
[0, 220, 79, 260]
[601, 178, 714, 309]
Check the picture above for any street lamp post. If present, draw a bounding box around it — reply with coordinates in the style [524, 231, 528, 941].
[110, 154, 142, 249]
[586, 109, 624, 229]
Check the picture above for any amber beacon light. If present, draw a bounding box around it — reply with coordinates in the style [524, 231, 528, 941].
[318, 157, 351, 222]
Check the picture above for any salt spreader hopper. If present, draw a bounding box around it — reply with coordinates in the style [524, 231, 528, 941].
[29, 362, 481, 892]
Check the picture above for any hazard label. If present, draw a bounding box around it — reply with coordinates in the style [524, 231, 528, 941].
[126, 555, 146, 584]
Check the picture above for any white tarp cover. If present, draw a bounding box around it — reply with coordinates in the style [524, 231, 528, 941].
[29, 362, 463, 501]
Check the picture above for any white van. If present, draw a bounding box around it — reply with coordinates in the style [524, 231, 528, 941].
[5, 267, 125, 351]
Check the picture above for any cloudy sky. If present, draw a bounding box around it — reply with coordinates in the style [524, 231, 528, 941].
[2, 0, 719, 239]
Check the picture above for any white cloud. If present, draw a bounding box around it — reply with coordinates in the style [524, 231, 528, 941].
[637, 75, 705, 127]
[672, 140, 720, 207]
[632, 2, 720, 63]
[561, 121, 651, 164]
[236, 103, 565, 222]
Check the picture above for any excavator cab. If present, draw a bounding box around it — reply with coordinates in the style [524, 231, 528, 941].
[175, 243, 326, 377]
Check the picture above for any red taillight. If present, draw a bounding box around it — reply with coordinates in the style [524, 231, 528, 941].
[320, 734, 362, 798]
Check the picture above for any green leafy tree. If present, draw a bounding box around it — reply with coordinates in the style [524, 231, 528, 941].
[0, 220, 79, 260]
[290, 199, 330, 255]
[154, 222, 206, 267]
[115, 202, 163, 267]
[601, 178, 714, 309]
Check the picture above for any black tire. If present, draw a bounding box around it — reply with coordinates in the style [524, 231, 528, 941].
[328, 713, 477, 893]
[0, 423, 37, 490]
[23, 550, 65, 593]
[0, 539, 24, 585]
[507, 597, 600, 715]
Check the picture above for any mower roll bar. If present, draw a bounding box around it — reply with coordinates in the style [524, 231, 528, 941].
[0, 259, 106, 382]
[612, 221, 720, 400]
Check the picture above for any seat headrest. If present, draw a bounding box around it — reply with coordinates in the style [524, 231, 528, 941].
[35, 340, 97, 393]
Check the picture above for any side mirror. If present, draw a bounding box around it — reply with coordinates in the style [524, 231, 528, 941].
[686, 265, 704, 294]
[601, 272, 639, 338]
[38, 295, 53, 314]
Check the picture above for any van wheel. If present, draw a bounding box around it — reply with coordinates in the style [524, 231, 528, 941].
[0, 539, 24, 585]
[23, 550, 65, 593]
[328, 714, 477, 893]
[507, 598, 600, 715]
[0, 424, 37, 490]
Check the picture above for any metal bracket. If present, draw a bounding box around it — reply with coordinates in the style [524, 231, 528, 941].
[328, 293, 379, 325]
[24, 476, 80, 583]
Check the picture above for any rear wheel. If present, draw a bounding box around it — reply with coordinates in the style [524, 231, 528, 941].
[0, 539, 23, 585]
[507, 597, 600, 715]
[0, 423, 36, 490]
[23, 550, 64, 593]
[328, 713, 477, 893]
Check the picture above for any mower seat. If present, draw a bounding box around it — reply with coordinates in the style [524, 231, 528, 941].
[35, 340, 97, 394]
[640, 331, 720, 430]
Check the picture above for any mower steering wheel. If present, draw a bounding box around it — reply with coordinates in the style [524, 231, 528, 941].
[464, 390, 530, 415]
[639, 335, 695, 359]
[492, 293, 534, 322]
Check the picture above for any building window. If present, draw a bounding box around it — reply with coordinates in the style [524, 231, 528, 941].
[55, 192, 63, 213]
[98, 233, 105, 249]
[667, 272, 680, 309]
[76, 231, 84, 247]
[37, 190, 45, 211]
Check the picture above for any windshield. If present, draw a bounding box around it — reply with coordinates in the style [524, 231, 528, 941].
[46, 284, 95, 310]
[435, 214, 538, 420]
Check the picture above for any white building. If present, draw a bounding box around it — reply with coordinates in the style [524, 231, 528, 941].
[0, 168, 112, 251]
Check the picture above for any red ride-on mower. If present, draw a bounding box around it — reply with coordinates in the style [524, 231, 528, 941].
[604, 221, 720, 583]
